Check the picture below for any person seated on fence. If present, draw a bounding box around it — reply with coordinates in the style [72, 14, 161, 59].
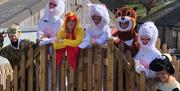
[37, 0, 65, 46]
[53, 12, 85, 71]
[0, 23, 34, 68]
[79, 4, 111, 49]
[0, 31, 6, 49]
[149, 54, 180, 91]
[134, 21, 161, 78]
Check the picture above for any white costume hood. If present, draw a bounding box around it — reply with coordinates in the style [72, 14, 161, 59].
[138, 21, 158, 48]
[79, 4, 111, 49]
[43, 0, 65, 22]
[37, 0, 65, 46]
[135, 21, 161, 78]
[88, 4, 110, 28]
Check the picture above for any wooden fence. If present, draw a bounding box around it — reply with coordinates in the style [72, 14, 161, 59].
[0, 40, 180, 91]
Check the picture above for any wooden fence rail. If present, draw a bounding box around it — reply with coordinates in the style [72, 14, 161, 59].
[0, 41, 180, 91]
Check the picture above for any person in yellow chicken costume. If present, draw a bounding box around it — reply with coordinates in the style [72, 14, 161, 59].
[54, 12, 84, 70]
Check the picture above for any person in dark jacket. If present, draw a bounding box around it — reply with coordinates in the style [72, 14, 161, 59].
[150, 54, 180, 91]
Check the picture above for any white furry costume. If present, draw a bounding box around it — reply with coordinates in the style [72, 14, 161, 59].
[135, 21, 161, 78]
[79, 4, 111, 49]
[37, 0, 65, 46]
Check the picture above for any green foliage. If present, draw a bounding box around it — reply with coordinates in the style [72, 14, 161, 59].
[125, 3, 146, 19]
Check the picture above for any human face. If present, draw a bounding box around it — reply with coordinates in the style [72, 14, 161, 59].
[49, 2, 57, 9]
[92, 15, 102, 25]
[140, 35, 151, 45]
[67, 20, 76, 32]
[156, 70, 169, 83]
[8, 32, 20, 42]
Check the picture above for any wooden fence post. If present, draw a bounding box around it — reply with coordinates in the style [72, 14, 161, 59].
[0, 84, 3, 91]
[27, 47, 34, 91]
[13, 65, 18, 91]
[125, 51, 135, 91]
[87, 48, 93, 91]
[19, 55, 26, 91]
[6, 75, 11, 91]
[77, 50, 83, 91]
[51, 49, 56, 91]
[139, 72, 145, 91]
[107, 45, 114, 91]
[39, 46, 48, 91]
[60, 56, 66, 91]
[93, 47, 103, 91]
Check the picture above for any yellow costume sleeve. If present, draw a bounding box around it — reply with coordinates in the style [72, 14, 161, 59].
[53, 28, 66, 49]
[62, 28, 84, 47]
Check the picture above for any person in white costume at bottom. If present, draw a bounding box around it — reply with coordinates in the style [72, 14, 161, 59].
[79, 4, 111, 49]
[135, 21, 161, 78]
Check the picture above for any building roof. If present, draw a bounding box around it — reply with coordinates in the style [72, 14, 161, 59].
[139, 0, 180, 28]
[0, 0, 47, 28]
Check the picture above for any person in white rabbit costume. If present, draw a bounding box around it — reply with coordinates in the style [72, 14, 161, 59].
[37, 0, 65, 46]
[79, 4, 111, 48]
[135, 21, 161, 78]
[37, 0, 65, 91]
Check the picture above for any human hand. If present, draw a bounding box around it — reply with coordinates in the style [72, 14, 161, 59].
[90, 38, 96, 44]
[55, 38, 63, 43]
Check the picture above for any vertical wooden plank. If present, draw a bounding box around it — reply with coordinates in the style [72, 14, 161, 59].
[165, 29, 171, 49]
[0, 84, 3, 91]
[51, 49, 56, 91]
[177, 32, 180, 50]
[13, 66, 18, 91]
[83, 49, 88, 91]
[125, 51, 135, 91]
[97, 48, 103, 91]
[87, 48, 93, 91]
[19, 55, 26, 91]
[6, 75, 11, 91]
[139, 72, 145, 91]
[1, 64, 5, 90]
[35, 55, 40, 91]
[69, 67, 74, 91]
[149, 80, 156, 91]
[102, 54, 107, 91]
[117, 52, 124, 91]
[39, 46, 48, 91]
[107, 45, 114, 91]
[93, 47, 103, 91]
[77, 50, 83, 91]
[60, 59, 65, 91]
[155, 38, 161, 50]
[27, 47, 34, 91]
[172, 31, 177, 48]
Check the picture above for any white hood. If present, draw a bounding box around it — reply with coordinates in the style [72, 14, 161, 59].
[37, 0, 65, 46]
[43, 0, 65, 22]
[135, 21, 161, 70]
[138, 21, 158, 48]
[88, 4, 110, 28]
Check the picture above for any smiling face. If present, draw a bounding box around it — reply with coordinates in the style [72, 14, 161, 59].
[156, 70, 169, 83]
[92, 15, 102, 25]
[49, 0, 57, 9]
[67, 20, 76, 32]
[114, 7, 137, 32]
[8, 32, 20, 42]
